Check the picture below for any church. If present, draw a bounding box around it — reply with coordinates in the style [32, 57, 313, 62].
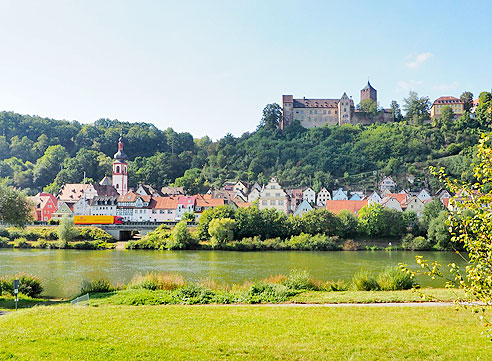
[281, 81, 392, 129]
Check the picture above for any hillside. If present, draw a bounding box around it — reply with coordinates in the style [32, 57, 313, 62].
[0, 98, 490, 195]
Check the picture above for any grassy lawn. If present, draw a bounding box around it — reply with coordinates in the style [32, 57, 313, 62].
[0, 296, 57, 311]
[291, 288, 465, 304]
[0, 304, 490, 360]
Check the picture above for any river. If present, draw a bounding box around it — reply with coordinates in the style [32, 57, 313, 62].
[0, 249, 464, 298]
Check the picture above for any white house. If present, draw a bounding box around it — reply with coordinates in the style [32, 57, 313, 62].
[367, 191, 382, 205]
[149, 197, 178, 222]
[293, 200, 313, 217]
[89, 196, 118, 216]
[381, 196, 403, 212]
[332, 188, 348, 201]
[303, 187, 316, 205]
[417, 189, 432, 202]
[258, 177, 290, 214]
[117, 191, 152, 222]
[247, 187, 261, 203]
[436, 189, 452, 200]
[233, 181, 249, 194]
[349, 192, 364, 201]
[316, 188, 331, 207]
[176, 196, 196, 219]
[404, 196, 425, 217]
[379, 176, 397, 192]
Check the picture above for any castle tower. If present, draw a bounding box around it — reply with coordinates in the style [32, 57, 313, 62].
[338, 92, 352, 125]
[112, 135, 128, 195]
[281, 95, 294, 129]
[361, 81, 377, 103]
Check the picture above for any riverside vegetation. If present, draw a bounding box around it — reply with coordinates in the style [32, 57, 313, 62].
[126, 200, 452, 251]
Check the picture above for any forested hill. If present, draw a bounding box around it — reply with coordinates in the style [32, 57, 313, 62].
[0, 93, 491, 196]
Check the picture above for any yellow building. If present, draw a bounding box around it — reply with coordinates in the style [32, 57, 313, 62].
[430, 96, 464, 119]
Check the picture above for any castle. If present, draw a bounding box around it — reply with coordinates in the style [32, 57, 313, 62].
[281, 81, 392, 129]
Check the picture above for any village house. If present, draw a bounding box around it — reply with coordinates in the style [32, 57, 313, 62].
[417, 189, 432, 202]
[379, 176, 397, 192]
[116, 191, 152, 222]
[430, 96, 464, 119]
[367, 191, 382, 205]
[286, 188, 303, 212]
[380, 193, 407, 212]
[176, 195, 196, 220]
[233, 181, 249, 194]
[149, 197, 178, 222]
[160, 186, 184, 196]
[325, 199, 368, 215]
[51, 202, 74, 219]
[403, 196, 425, 217]
[293, 200, 313, 217]
[29, 192, 57, 222]
[89, 196, 118, 216]
[194, 195, 226, 219]
[247, 187, 261, 203]
[136, 184, 164, 197]
[258, 177, 290, 215]
[303, 187, 316, 205]
[332, 188, 348, 201]
[349, 191, 364, 201]
[316, 187, 331, 207]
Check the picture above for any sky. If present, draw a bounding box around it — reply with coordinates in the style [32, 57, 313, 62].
[0, 0, 491, 139]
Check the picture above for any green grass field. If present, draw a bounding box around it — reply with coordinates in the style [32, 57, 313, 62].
[0, 304, 490, 360]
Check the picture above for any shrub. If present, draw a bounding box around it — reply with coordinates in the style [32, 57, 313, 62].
[0, 228, 9, 238]
[342, 239, 359, 251]
[0, 274, 43, 298]
[377, 267, 414, 291]
[48, 218, 59, 225]
[285, 233, 339, 251]
[32, 239, 49, 248]
[401, 236, 432, 251]
[174, 284, 215, 304]
[167, 220, 196, 250]
[13, 237, 30, 248]
[77, 227, 115, 242]
[50, 240, 68, 249]
[246, 283, 295, 304]
[351, 270, 379, 291]
[323, 280, 348, 292]
[208, 218, 236, 247]
[0, 236, 10, 248]
[128, 273, 185, 291]
[282, 269, 317, 290]
[79, 279, 115, 295]
[57, 217, 78, 242]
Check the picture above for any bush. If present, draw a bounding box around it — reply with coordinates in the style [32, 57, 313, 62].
[285, 233, 339, 251]
[128, 273, 185, 291]
[282, 269, 317, 290]
[48, 218, 59, 225]
[377, 267, 414, 291]
[57, 217, 78, 242]
[351, 270, 379, 291]
[79, 279, 115, 295]
[323, 280, 348, 292]
[246, 283, 295, 304]
[0, 228, 9, 238]
[208, 218, 235, 247]
[342, 239, 359, 251]
[174, 284, 215, 304]
[401, 236, 432, 251]
[0, 236, 10, 248]
[0, 273, 43, 298]
[13, 237, 30, 248]
[77, 227, 115, 242]
[167, 220, 196, 250]
[32, 239, 49, 248]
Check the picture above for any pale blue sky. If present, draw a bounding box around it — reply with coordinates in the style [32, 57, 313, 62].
[0, 0, 490, 139]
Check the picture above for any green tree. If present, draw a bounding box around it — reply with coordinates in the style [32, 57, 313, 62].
[258, 103, 282, 130]
[460, 91, 473, 112]
[403, 91, 431, 124]
[427, 210, 451, 250]
[301, 209, 341, 236]
[197, 205, 236, 240]
[421, 198, 445, 230]
[434, 105, 454, 129]
[167, 220, 195, 250]
[208, 218, 236, 247]
[390, 100, 403, 122]
[356, 99, 378, 119]
[173, 168, 208, 195]
[57, 217, 78, 242]
[0, 183, 33, 227]
[337, 210, 359, 238]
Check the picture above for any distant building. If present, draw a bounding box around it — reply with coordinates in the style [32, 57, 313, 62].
[112, 135, 128, 195]
[293, 200, 313, 217]
[332, 188, 348, 201]
[149, 197, 178, 222]
[258, 177, 290, 214]
[430, 96, 464, 119]
[367, 191, 382, 205]
[30, 192, 57, 221]
[316, 188, 331, 207]
[325, 200, 368, 215]
[303, 187, 316, 205]
[379, 176, 396, 192]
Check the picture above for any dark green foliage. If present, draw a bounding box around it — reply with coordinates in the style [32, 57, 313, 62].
[0, 236, 10, 248]
[13, 237, 30, 248]
[282, 269, 317, 290]
[377, 267, 414, 291]
[76, 227, 115, 242]
[401, 235, 432, 251]
[352, 270, 379, 291]
[300, 209, 341, 236]
[79, 279, 115, 295]
[427, 211, 451, 250]
[0, 274, 43, 298]
[246, 283, 295, 304]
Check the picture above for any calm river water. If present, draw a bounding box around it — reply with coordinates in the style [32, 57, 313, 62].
[0, 249, 464, 298]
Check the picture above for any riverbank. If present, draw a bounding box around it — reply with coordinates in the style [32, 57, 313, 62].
[0, 304, 489, 360]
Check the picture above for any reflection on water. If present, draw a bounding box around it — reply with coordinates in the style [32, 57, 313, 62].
[0, 249, 464, 298]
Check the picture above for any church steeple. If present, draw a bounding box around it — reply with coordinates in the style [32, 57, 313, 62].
[112, 134, 128, 195]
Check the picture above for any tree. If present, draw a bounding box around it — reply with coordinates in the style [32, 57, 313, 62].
[301, 209, 341, 236]
[337, 210, 359, 238]
[197, 205, 236, 240]
[0, 183, 33, 227]
[421, 198, 445, 230]
[403, 91, 431, 124]
[258, 103, 282, 130]
[460, 91, 473, 112]
[389, 101, 403, 122]
[434, 106, 454, 129]
[427, 210, 450, 250]
[208, 218, 235, 247]
[172, 168, 208, 195]
[57, 217, 78, 242]
[356, 99, 378, 119]
[167, 220, 195, 250]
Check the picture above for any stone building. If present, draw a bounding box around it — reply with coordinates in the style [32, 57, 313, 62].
[281, 81, 392, 129]
[258, 177, 290, 215]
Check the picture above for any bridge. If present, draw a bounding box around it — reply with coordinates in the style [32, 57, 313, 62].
[97, 221, 196, 241]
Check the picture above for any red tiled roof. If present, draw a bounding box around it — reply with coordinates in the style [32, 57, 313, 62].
[293, 98, 354, 108]
[151, 197, 178, 210]
[177, 195, 196, 206]
[387, 193, 408, 205]
[235, 201, 253, 208]
[118, 191, 151, 203]
[195, 195, 225, 208]
[433, 96, 464, 105]
[325, 200, 368, 214]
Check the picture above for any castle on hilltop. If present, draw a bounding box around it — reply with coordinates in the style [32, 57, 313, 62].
[281, 81, 392, 129]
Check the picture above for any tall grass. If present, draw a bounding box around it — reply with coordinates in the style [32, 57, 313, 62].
[127, 272, 185, 291]
[377, 267, 414, 291]
[351, 270, 380, 291]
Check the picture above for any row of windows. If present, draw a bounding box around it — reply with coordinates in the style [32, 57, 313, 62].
[151, 210, 174, 214]
[295, 109, 338, 115]
[262, 200, 284, 206]
[265, 192, 282, 197]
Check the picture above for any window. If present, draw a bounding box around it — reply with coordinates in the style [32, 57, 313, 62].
[116, 165, 120, 173]
[270, 200, 276, 205]
[262, 200, 267, 206]
[275, 193, 280, 197]
[266, 192, 270, 197]
[278, 200, 284, 206]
